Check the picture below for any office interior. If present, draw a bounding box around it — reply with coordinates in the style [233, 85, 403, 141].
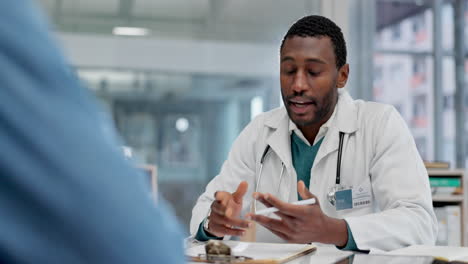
[37, 0, 468, 247]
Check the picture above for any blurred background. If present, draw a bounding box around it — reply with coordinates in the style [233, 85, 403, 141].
[36, 0, 468, 246]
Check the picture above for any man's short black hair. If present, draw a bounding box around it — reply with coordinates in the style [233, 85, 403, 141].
[280, 15, 347, 69]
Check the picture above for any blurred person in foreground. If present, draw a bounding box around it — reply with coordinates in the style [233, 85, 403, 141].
[0, 1, 184, 263]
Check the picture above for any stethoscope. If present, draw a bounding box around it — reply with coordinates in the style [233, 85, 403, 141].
[254, 131, 345, 212]
[326, 131, 345, 207]
[254, 145, 285, 213]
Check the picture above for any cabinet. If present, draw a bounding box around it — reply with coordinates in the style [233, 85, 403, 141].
[428, 169, 466, 246]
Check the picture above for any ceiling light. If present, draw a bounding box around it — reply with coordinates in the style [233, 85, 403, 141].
[112, 27, 149, 36]
[175, 117, 189, 133]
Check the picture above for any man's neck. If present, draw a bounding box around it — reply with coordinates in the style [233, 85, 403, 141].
[298, 124, 321, 145]
[297, 106, 336, 145]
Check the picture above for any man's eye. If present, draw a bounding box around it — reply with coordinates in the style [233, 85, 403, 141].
[308, 71, 320, 76]
[284, 69, 296, 75]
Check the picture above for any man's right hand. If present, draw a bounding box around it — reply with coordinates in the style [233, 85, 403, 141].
[205, 181, 251, 237]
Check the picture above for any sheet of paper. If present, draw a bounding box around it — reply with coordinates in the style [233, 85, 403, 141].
[350, 254, 434, 264]
[386, 245, 468, 261]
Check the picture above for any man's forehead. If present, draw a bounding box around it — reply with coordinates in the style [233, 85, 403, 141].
[280, 36, 335, 63]
[281, 35, 333, 50]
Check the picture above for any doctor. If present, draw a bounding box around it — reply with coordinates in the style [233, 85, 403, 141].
[190, 15, 437, 252]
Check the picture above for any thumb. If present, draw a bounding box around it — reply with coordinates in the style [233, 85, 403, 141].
[297, 181, 314, 200]
[232, 181, 248, 204]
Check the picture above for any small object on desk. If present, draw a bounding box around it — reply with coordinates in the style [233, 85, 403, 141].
[191, 253, 253, 263]
[205, 240, 231, 256]
[255, 198, 316, 215]
[189, 240, 252, 263]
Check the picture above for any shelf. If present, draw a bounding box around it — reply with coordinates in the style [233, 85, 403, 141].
[432, 194, 464, 202]
[427, 169, 465, 176]
[426, 169, 466, 246]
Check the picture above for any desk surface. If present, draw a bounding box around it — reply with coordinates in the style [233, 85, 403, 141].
[186, 240, 468, 264]
[186, 241, 353, 264]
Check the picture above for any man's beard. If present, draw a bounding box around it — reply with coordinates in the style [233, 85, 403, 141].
[283, 86, 338, 127]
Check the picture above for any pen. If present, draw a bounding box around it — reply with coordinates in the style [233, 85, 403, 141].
[254, 198, 316, 215]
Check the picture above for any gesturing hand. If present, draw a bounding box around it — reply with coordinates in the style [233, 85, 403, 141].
[246, 181, 348, 246]
[205, 181, 252, 237]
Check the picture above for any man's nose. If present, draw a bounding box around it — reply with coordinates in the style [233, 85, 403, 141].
[291, 71, 308, 94]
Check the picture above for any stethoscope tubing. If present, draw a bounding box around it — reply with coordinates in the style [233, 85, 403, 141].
[255, 146, 284, 213]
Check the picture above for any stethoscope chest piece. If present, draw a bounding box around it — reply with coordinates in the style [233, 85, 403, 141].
[327, 184, 346, 207]
[327, 186, 337, 206]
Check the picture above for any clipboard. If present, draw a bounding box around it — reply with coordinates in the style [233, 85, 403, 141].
[186, 241, 317, 264]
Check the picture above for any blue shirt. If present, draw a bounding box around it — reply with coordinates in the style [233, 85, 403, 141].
[0, 1, 184, 263]
[291, 133, 324, 199]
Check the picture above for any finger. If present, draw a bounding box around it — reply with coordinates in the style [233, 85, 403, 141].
[261, 193, 304, 217]
[208, 222, 246, 237]
[224, 205, 237, 218]
[274, 211, 296, 224]
[222, 216, 251, 229]
[225, 207, 233, 218]
[232, 181, 248, 204]
[244, 214, 294, 242]
[269, 213, 296, 234]
[210, 210, 251, 229]
[297, 181, 316, 201]
[211, 200, 227, 216]
[249, 214, 292, 235]
[253, 193, 275, 209]
[214, 191, 231, 207]
[252, 192, 266, 200]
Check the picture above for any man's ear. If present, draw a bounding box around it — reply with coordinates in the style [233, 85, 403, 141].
[336, 64, 349, 88]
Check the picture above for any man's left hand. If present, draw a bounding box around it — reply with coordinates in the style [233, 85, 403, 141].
[246, 181, 348, 246]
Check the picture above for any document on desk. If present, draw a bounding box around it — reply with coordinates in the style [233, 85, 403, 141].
[386, 245, 468, 263]
[186, 241, 316, 263]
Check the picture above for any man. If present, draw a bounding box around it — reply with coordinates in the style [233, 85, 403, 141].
[0, 1, 184, 263]
[191, 15, 437, 252]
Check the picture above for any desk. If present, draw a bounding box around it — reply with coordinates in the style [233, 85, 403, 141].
[186, 240, 468, 264]
[186, 240, 353, 264]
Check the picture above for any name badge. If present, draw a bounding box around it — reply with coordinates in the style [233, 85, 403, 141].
[335, 189, 353, 210]
[352, 184, 372, 208]
[334, 185, 372, 211]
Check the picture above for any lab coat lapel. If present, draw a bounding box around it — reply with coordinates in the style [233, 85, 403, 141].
[314, 128, 340, 167]
[314, 90, 359, 166]
[264, 111, 292, 169]
[264, 109, 295, 201]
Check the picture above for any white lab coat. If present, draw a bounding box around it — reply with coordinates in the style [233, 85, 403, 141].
[190, 89, 437, 252]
